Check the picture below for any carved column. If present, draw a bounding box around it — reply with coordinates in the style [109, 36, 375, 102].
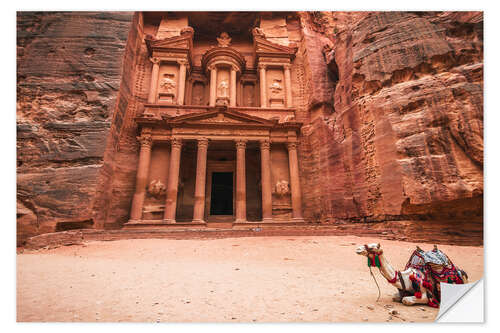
[209, 66, 217, 107]
[193, 138, 209, 223]
[163, 138, 183, 223]
[287, 142, 304, 222]
[129, 134, 153, 221]
[284, 64, 293, 108]
[230, 66, 237, 107]
[260, 140, 273, 222]
[177, 60, 188, 105]
[235, 140, 247, 223]
[148, 57, 161, 103]
[259, 64, 267, 108]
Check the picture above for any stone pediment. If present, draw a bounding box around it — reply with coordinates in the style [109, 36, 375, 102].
[254, 36, 297, 58]
[167, 109, 276, 126]
[145, 31, 193, 55]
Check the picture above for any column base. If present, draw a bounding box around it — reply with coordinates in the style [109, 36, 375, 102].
[162, 219, 177, 224]
[234, 219, 247, 223]
[292, 217, 305, 222]
[126, 219, 141, 224]
[262, 218, 274, 223]
[191, 219, 205, 223]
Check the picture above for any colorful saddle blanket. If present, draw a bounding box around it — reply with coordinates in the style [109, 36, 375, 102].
[405, 247, 466, 285]
[404, 247, 466, 306]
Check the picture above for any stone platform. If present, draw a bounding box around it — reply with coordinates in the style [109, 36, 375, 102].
[20, 219, 483, 251]
[122, 220, 309, 230]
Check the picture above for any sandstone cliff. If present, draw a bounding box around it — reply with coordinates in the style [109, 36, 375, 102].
[17, 12, 133, 243]
[16, 12, 483, 244]
[299, 11, 483, 222]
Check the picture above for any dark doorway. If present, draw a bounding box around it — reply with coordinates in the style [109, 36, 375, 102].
[210, 172, 233, 215]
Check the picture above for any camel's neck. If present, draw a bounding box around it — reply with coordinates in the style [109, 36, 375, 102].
[377, 254, 397, 281]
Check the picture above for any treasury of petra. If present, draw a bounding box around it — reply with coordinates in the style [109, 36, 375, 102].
[16, 12, 483, 246]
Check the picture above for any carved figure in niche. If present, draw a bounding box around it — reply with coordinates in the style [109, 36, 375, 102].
[217, 32, 232, 47]
[148, 180, 166, 198]
[274, 180, 290, 196]
[269, 79, 283, 95]
[159, 73, 176, 94]
[218, 80, 229, 97]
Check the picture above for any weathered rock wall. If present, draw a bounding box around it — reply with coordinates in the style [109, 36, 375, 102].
[17, 11, 483, 244]
[92, 13, 149, 229]
[298, 11, 483, 222]
[17, 12, 133, 243]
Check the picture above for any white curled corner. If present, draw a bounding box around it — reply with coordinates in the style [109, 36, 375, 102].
[436, 279, 484, 322]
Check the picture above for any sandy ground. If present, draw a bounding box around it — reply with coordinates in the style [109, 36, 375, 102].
[16, 236, 483, 323]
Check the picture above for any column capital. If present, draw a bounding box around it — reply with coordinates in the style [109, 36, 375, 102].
[137, 134, 153, 148]
[208, 64, 217, 71]
[197, 137, 209, 148]
[150, 57, 161, 65]
[170, 137, 183, 149]
[283, 63, 292, 70]
[235, 139, 247, 149]
[258, 63, 267, 71]
[259, 140, 271, 151]
[178, 59, 190, 72]
[287, 142, 298, 151]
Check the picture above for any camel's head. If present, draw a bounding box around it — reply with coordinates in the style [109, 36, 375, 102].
[355, 243, 383, 257]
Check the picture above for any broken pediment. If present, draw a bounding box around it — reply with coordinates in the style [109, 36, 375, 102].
[253, 36, 297, 60]
[145, 29, 194, 56]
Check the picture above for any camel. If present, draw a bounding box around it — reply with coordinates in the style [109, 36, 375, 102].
[355, 243, 468, 307]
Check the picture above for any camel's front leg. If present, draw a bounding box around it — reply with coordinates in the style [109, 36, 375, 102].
[402, 290, 429, 306]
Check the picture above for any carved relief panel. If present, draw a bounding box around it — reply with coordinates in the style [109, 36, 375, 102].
[270, 144, 292, 220]
[143, 143, 171, 220]
[266, 67, 285, 108]
[158, 63, 179, 104]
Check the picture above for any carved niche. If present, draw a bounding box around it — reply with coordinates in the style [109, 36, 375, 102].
[157, 62, 179, 104]
[216, 68, 231, 106]
[267, 68, 285, 107]
[242, 82, 255, 107]
[191, 81, 206, 105]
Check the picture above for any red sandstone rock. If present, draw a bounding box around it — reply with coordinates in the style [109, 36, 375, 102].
[299, 11, 483, 222]
[17, 12, 133, 243]
[17, 12, 483, 245]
